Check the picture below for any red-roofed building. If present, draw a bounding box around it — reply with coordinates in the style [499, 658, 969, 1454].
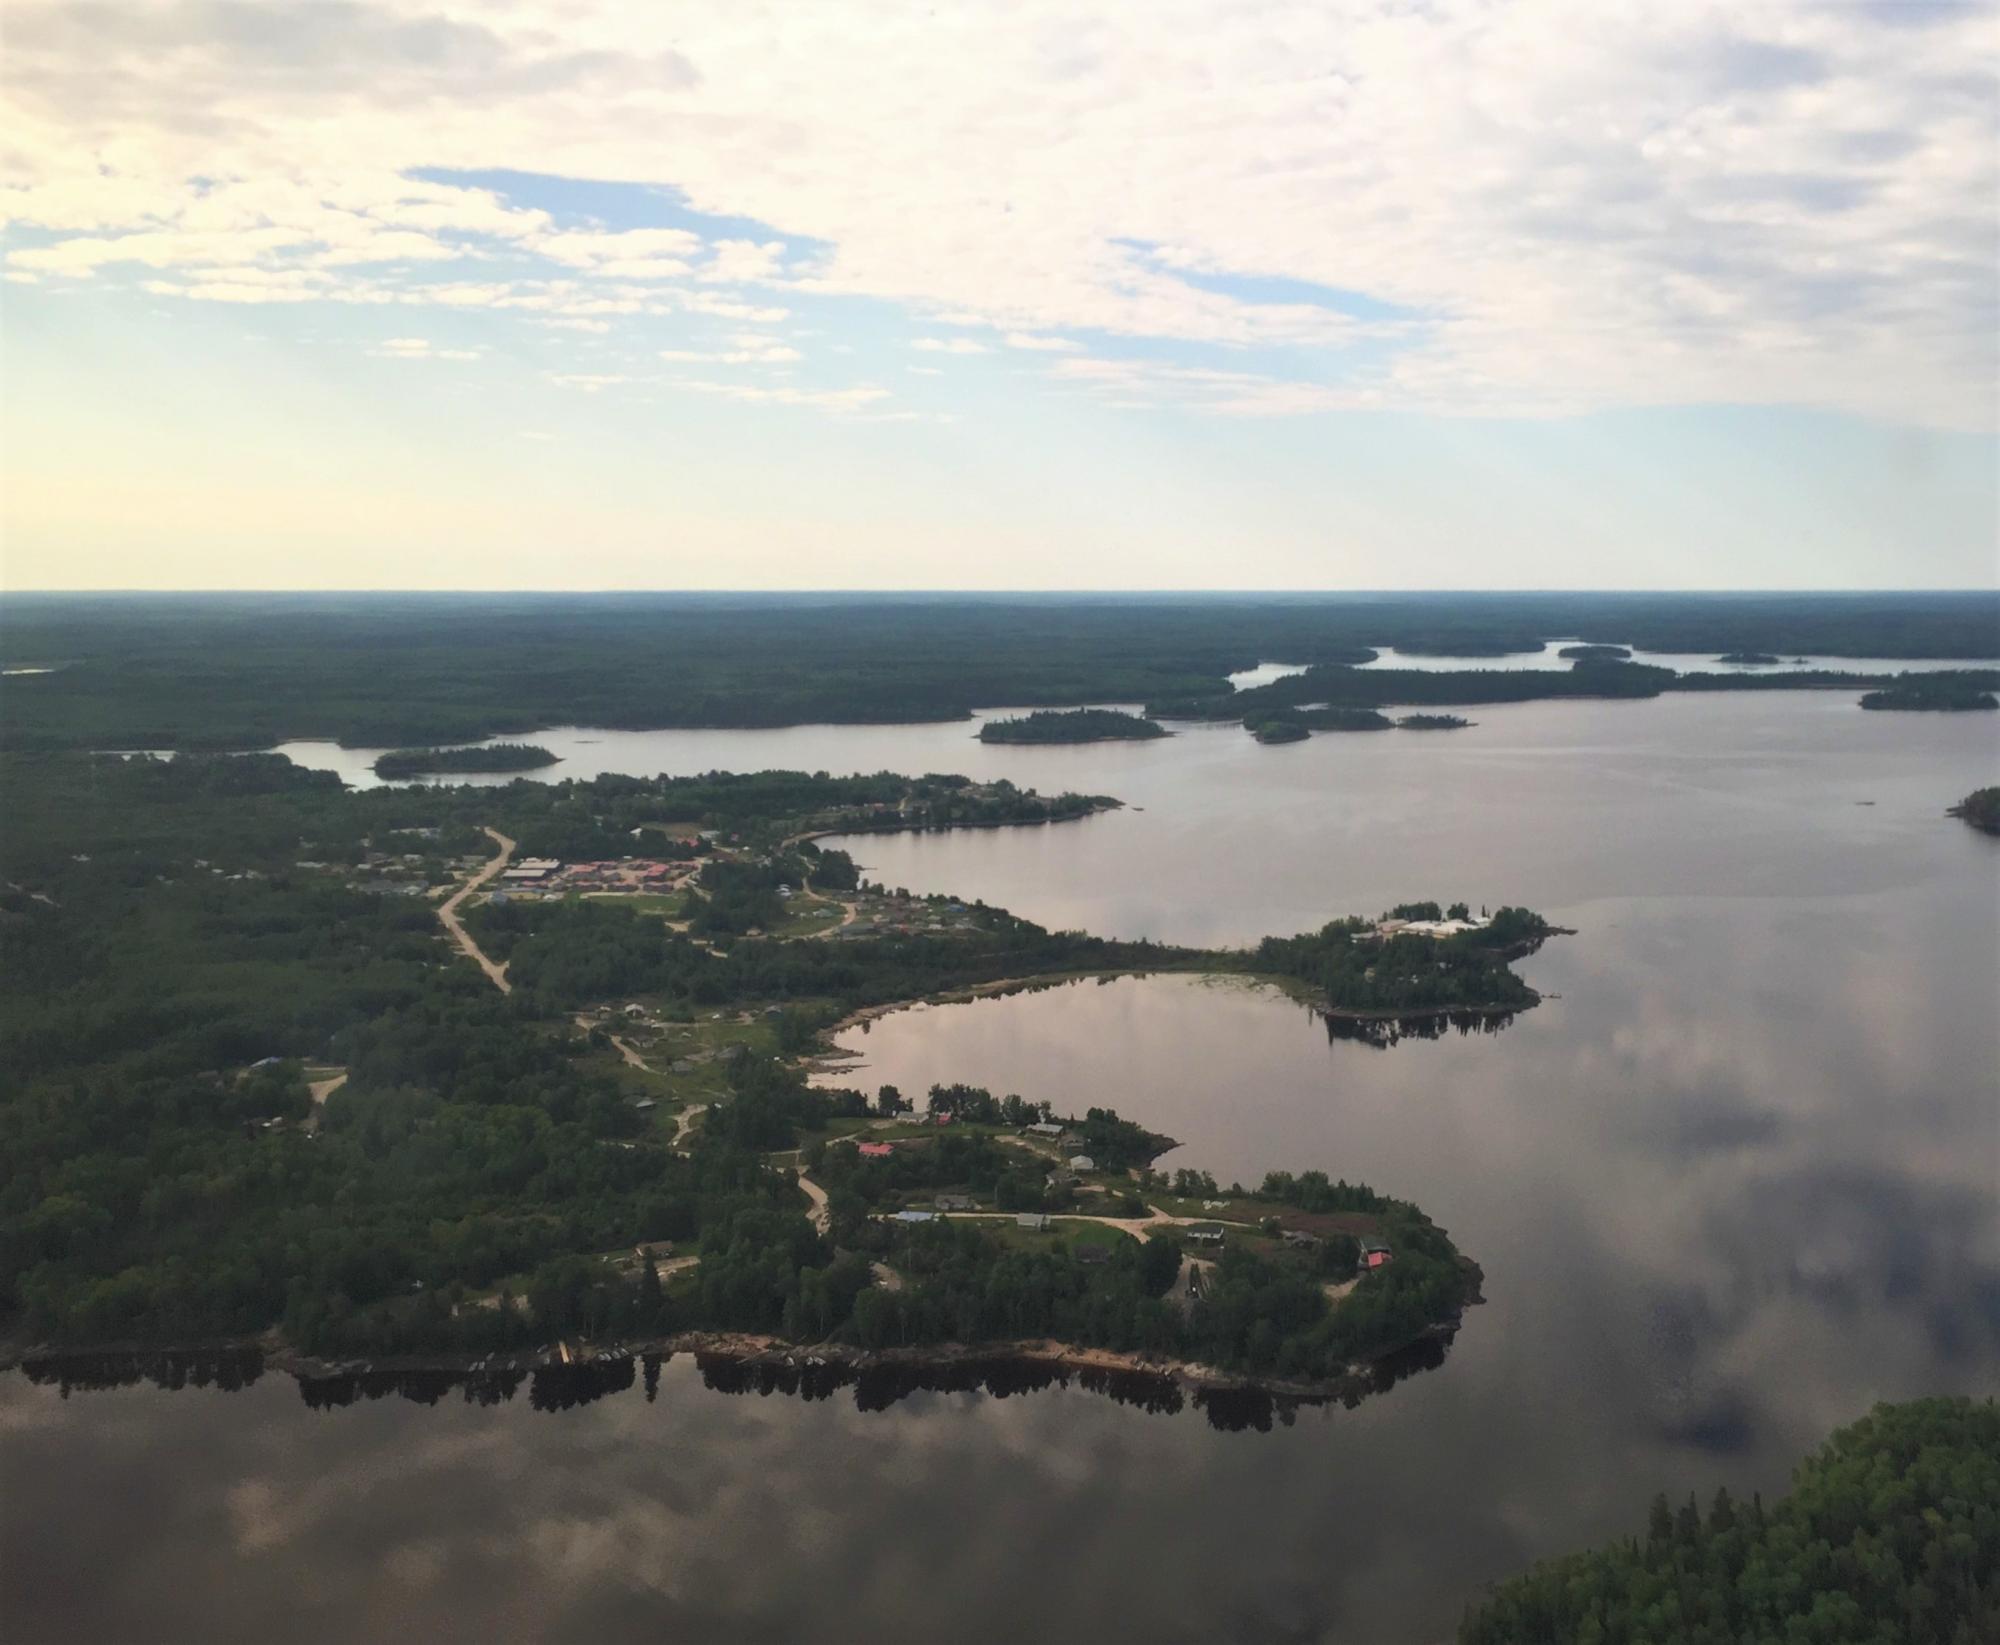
[857, 1141, 895, 1159]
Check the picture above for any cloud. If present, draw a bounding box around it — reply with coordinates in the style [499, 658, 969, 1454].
[669, 378, 892, 413]
[0, 2, 1993, 427]
[370, 336, 481, 360]
[912, 337, 990, 355]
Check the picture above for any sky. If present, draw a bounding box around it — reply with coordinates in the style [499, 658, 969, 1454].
[1, 1, 1996, 592]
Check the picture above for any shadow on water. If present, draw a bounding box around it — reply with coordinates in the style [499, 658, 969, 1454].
[1314, 1006, 1520, 1049]
[16, 1331, 1454, 1433]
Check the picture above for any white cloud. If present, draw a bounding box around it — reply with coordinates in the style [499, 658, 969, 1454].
[702, 239, 787, 283]
[1004, 332, 1080, 352]
[670, 378, 892, 413]
[912, 337, 990, 355]
[370, 337, 481, 360]
[0, 1, 1993, 426]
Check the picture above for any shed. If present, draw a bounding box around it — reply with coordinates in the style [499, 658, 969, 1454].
[1068, 1154, 1096, 1173]
[1016, 1213, 1052, 1231]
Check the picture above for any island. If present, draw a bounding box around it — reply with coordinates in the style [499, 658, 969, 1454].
[1248, 717, 1310, 744]
[1397, 713, 1472, 730]
[979, 708, 1168, 744]
[372, 742, 560, 778]
[0, 751, 1498, 1403]
[1557, 644, 1631, 661]
[1715, 650, 1782, 665]
[1460, 1397, 1998, 1645]
[1949, 787, 2000, 834]
[1859, 683, 1999, 712]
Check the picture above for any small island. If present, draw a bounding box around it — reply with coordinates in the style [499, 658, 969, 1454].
[372, 742, 561, 779]
[1558, 644, 1631, 661]
[1858, 683, 1999, 712]
[1246, 707, 1400, 743]
[1716, 651, 1783, 665]
[1397, 713, 1472, 730]
[1949, 787, 2000, 834]
[1248, 718, 1311, 744]
[979, 708, 1169, 744]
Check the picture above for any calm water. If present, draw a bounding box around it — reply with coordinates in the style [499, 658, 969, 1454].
[8, 693, 1998, 1643]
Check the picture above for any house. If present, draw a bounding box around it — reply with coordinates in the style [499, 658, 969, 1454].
[1360, 1238, 1394, 1270]
[935, 1194, 977, 1212]
[1017, 1213, 1052, 1231]
[892, 1209, 937, 1224]
[1067, 1154, 1096, 1173]
[1024, 1121, 1063, 1138]
[1186, 1226, 1226, 1248]
[857, 1141, 895, 1159]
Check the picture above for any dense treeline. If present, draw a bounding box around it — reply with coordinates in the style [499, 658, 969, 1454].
[1460, 1397, 2000, 1645]
[1189, 663, 2000, 729]
[1859, 682, 1998, 712]
[979, 708, 1167, 743]
[1948, 788, 2000, 835]
[4, 592, 1993, 750]
[372, 743, 559, 778]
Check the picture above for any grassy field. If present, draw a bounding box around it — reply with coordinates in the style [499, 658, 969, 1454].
[983, 1216, 1139, 1254]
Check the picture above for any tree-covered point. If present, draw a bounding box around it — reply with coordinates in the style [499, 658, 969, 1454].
[1715, 650, 1783, 665]
[1254, 907, 1554, 1017]
[1558, 644, 1631, 661]
[1459, 1396, 2000, 1645]
[979, 708, 1168, 744]
[1948, 788, 2000, 835]
[371, 742, 559, 778]
[5, 591, 1994, 751]
[1859, 682, 1999, 712]
[1398, 714, 1472, 730]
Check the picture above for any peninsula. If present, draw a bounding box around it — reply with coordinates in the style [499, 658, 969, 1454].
[0, 752, 1499, 1400]
[1949, 787, 2000, 834]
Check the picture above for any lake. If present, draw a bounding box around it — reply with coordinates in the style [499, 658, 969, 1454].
[6, 692, 1997, 1643]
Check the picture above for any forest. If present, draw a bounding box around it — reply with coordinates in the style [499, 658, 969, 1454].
[1459, 1396, 1999, 1645]
[2, 591, 1994, 751]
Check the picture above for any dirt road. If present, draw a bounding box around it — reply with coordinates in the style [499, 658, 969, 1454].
[796, 1169, 831, 1234]
[438, 828, 515, 992]
[304, 1071, 347, 1135]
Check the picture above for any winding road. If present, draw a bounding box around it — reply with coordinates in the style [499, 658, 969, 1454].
[438, 827, 516, 993]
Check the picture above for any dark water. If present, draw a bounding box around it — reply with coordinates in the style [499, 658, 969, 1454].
[7, 694, 1997, 1644]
